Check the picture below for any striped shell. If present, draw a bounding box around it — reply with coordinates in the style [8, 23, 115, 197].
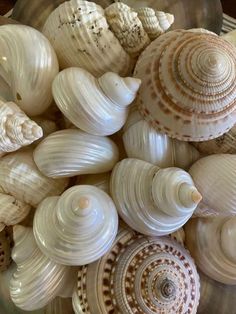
[0, 227, 13, 272]
[72, 225, 200, 314]
[134, 30, 236, 141]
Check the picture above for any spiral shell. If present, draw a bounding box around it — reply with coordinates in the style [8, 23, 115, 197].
[110, 158, 201, 236]
[52, 67, 141, 136]
[76, 172, 111, 195]
[189, 154, 236, 216]
[185, 217, 236, 285]
[33, 129, 119, 178]
[10, 225, 77, 310]
[34, 185, 118, 265]
[123, 109, 200, 169]
[134, 30, 236, 141]
[0, 25, 59, 116]
[0, 227, 13, 272]
[72, 225, 200, 314]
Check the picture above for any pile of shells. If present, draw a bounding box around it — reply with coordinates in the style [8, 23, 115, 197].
[0, 0, 236, 313]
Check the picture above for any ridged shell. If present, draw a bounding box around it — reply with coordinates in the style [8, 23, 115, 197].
[72, 225, 200, 314]
[185, 217, 236, 285]
[123, 109, 200, 169]
[10, 225, 77, 310]
[189, 154, 236, 216]
[52, 67, 141, 136]
[76, 172, 111, 195]
[0, 25, 59, 116]
[33, 129, 119, 178]
[110, 158, 201, 236]
[0, 149, 69, 207]
[134, 30, 236, 141]
[33, 185, 118, 265]
[222, 30, 236, 47]
[0, 101, 43, 153]
[0, 227, 13, 272]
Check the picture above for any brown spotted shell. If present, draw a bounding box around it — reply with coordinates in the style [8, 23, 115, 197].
[0, 227, 13, 272]
[134, 30, 236, 142]
[72, 225, 200, 314]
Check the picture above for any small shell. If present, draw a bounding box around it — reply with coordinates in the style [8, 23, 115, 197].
[0, 25, 59, 116]
[76, 172, 111, 195]
[185, 217, 236, 285]
[110, 158, 201, 236]
[222, 30, 236, 47]
[0, 101, 43, 153]
[33, 185, 118, 265]
[33, 129, 119, 178]
[0, 227, 13, 272]
[52, 67, 141, 136]
[72, 225, 200, 314]
[10, 225, 77, 310]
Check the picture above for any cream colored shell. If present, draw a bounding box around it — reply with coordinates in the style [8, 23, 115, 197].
[134, 30, 236, 141]
[0, 227, 13, 272]
[33, 129, 119, 178]
[110, 158, 201, 236]
[52, 67, 141, 136]
[0, 25, 59, 116]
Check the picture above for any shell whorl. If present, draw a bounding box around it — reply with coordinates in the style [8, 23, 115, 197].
[33, 185, 118, 265]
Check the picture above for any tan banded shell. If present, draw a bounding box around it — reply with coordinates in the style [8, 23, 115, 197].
[0, 227, 13, 272]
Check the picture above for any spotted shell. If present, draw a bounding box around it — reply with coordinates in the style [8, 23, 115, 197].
[0, 227, 13, 272]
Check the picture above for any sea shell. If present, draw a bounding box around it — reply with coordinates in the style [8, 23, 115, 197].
[0, 25, 59, 116]
[10, 225, 77, 311]
[134, 30, 236, 141]
[110, 158, 201, 236]
[0, 149, 69, 207]
[222, 30, 236, 47]
[33, 185, 118, 265]
[170, 227, 185, 246]
[123, 108, 200, 169]
[33, 129, 119, 178]
[52, 67, 141, 136]
[72, 225, 200, 314]
[76, 172, 111, 195]
[0, 101, 43, 154]
[185, 217, 236, 285]
[0, 227, 13, 272]
[189, 154, 236, 216]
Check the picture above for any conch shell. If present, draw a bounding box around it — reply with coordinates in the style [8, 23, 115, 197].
[134, 30, 236, 141]
[52, 67, 141, 136]
[0, 227, 13, 272]
[0, 100, 43, 154]
[76, 172, 111, 195]
[185, 217, 236, 285]
[110, 158, 201, 236]
[0, 25, 59, 116]
[72, 225, 200, 314]
[43, 0, 174, 76]
[10, 225, 77, 310]
[123, 108, 200, 169]
[33, 129, 119, 178]
[33, 185, 118, 265]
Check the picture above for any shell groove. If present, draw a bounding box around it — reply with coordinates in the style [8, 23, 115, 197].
[0, 227, 13, 272]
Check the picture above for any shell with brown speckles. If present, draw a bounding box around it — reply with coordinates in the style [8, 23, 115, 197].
[0, 227, 13, 272]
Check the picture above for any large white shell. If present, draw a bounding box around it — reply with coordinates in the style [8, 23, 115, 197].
[33, 129, 119, 178]
[10, 225, 77, 310]
[0, 227, 13, 272]
[123, 108, 200, 169]
[189, 154, 236, 216]
[134, 30, 236, 141]
[33, 185, 118, 265]
[52, 67, 141, 136]
[0, 25, 59, 116]
[185, 217, 236, 285]
[110, 158, 201, 236]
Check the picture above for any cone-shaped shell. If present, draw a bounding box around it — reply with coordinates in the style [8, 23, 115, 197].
[185, 217, 236, 285]
[189, 154, 236, 216]
[76, 172, 111, 195]
[52, 67, 141, 136]
[0, 227, 13, 272]
[72, 225, 200, 314]
[33, 129, 119, 178]
[0, 149, 69, 207]
[10, 225, 77, 310]
[134, 30, 236, 141]
[34, 185, 118, 265]
[110, 158, 201, 236]
[0, 25, 59, 116]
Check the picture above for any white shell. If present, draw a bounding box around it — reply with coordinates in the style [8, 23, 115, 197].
[185, 217, 236, 285]
[189, 154, 236, 216]
[52, 67, 141, 136]
[222, 30, 236, 46]
[76, 172, 111, 195]
[33, 185, 118, 265]
[0, 25, 59, 116]
[110, 158, 201, 236]
[33, 129, 119, 178]
[123, 109, 200, 169]
[0, 101, 43, 153]
[10, 225, 77, 310]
